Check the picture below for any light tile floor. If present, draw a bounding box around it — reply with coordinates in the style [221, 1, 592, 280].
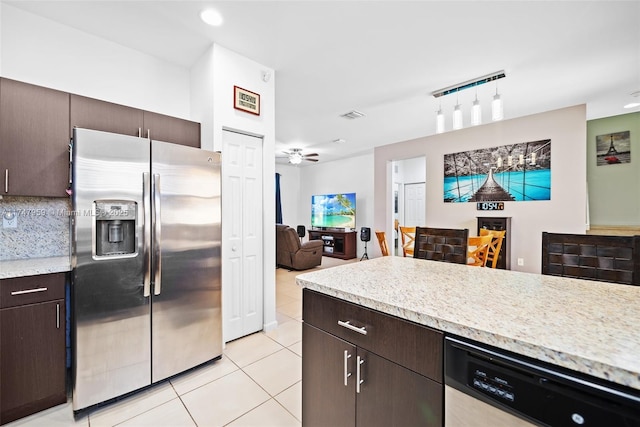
[6, 257, 349, 427]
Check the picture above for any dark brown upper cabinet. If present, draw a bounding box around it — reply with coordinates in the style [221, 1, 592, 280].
[143, 111, 201, 148]
[70, 94, 143, 137]
[71, 95, 200, 148]
[0, 78, 70, 197]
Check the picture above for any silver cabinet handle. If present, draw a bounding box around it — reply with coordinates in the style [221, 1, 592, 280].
[338, 320, 367, 335]
[11, 287, 48, 296]
[356, 356, 364, 393]
[4, 169, 8, 193]
[142, 172, 151, 297]
[56, 303, 60, 329]
[344, 350, 352, 386]
[152, 173, 162, 295]
[147, 129, 151, 139]
[138, 128, 142, 138]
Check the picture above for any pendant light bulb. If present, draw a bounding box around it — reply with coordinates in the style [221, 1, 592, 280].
[453, 95, 463, 130]
[492, 87, 504, 121]
[471, 93, 482, 126]
[436, 105, 445, 134]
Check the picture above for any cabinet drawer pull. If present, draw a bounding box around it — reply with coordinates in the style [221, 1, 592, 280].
[338, 320, 367, 335]
[356, 356, 365, 393]
[11, 287, 48, 296]
[56, 303, 60, 329]
[4, 169, 8, 193]
[344, 350, 352, 386]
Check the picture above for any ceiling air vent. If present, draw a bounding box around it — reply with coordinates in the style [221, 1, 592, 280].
[340, 110, 366, 120]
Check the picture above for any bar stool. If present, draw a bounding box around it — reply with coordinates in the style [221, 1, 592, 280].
[467, 235, 493, 267]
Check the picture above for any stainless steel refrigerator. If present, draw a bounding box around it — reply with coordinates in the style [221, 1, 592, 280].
[70, 128, 222, 412]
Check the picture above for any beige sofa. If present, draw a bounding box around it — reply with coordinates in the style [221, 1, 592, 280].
[276, 224, 324, 270]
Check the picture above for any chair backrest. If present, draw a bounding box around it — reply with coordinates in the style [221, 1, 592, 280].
[467, 235, 493, 267]
[541, 232, 640, 286]
[479, 228, 506, 269]
[276, 225, 302, 252]
[399, 226, 416, 257]
[375, 231, 389, 256]
[413, 227, 469, 264]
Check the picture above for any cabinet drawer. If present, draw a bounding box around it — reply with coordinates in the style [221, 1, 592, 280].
[303, 288, 443, 382]
[0, 273, 66, 308]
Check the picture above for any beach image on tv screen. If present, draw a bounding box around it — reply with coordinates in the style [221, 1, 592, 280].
[311, 193, 356, 229]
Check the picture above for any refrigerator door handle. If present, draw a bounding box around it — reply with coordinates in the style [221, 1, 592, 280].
[142, 172, 151, 297]
[152, 173, 162, 295]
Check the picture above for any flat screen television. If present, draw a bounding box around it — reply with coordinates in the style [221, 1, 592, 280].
[311, 192, 356, 229]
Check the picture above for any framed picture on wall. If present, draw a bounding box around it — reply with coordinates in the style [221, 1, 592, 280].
[596, 130, 630, 166]
[233, 86, 261, 116]
[443, 139, 552, 203]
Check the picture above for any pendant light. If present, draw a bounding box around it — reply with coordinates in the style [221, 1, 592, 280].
[492, 86, 504, 121]
[471, 89, 482, 126]
[452, 95, 463, 130]
[436, 103, 445, 134]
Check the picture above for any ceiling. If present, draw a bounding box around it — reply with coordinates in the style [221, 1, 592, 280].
[6, 1, 640, 165]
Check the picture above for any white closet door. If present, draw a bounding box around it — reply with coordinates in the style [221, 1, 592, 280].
[222, 130, 264, 342]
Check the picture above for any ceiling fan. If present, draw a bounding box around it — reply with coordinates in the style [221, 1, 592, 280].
[280, 148, 319, 164]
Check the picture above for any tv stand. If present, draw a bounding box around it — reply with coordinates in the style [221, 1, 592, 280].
[308, 229, 357, 260]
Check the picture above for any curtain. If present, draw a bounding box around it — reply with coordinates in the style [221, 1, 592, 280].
[275, 173, 283, 224]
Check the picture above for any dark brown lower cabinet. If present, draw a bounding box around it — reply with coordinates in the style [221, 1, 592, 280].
[302, 289, 443, 427]
[0, 274, 66, 425]
[303, 324, 355, 427]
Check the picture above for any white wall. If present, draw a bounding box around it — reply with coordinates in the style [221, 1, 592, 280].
[0, 4, 191, 119]
[375, 105, 587, 273]
[191, 43, 277, 333]
[295, 153, 376, 258]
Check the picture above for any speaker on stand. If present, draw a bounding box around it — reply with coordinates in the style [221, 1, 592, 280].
[360, 227, 371, 261]
[296, 225, 306, 244]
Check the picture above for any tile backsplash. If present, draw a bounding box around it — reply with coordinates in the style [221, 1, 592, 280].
[0, 196, 71, 260]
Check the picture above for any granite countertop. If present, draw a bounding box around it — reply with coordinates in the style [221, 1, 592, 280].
[296, 256, 640, 391]
[0, 256, 71, 279]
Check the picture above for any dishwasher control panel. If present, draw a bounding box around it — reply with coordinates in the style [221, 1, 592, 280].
[445, 336, 640, 427]
[470, 363, 515, 402]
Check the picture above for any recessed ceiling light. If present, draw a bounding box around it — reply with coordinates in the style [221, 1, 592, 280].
[623, 102, 640, 109]
[200, 9, 223, 26]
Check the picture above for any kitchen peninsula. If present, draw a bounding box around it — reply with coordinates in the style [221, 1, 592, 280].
[297, 256, 640, 426]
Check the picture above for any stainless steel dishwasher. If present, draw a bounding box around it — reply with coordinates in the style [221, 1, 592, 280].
[444, 336, 640, 426]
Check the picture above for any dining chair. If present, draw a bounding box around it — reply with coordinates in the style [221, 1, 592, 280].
[375, 231, 389, 256]
[479, 229, 506, 269]
[413, 227, 469, 264]
[399, 226, 416, 257]
[541, 232, 640, 285]
[467, 235, 493, 267]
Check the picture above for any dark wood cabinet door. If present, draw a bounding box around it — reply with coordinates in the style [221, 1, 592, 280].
[356, 349, 443, 427]
[0, 300, 66, 425]
[302, 323, 356, 427]
[0, 78, 70, 197]
[70, 94, 143, 137]
[143, 111, 200, 147]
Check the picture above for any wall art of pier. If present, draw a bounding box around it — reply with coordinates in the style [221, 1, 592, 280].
[444, 139, 552, 203]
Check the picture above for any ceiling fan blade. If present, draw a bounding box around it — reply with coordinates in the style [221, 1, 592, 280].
[303, 153, 319, 157]
[305, 158, 319, 162]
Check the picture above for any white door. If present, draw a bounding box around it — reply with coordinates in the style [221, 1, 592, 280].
[404, 182, 425, 226]
[222, 130, 263, 342]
